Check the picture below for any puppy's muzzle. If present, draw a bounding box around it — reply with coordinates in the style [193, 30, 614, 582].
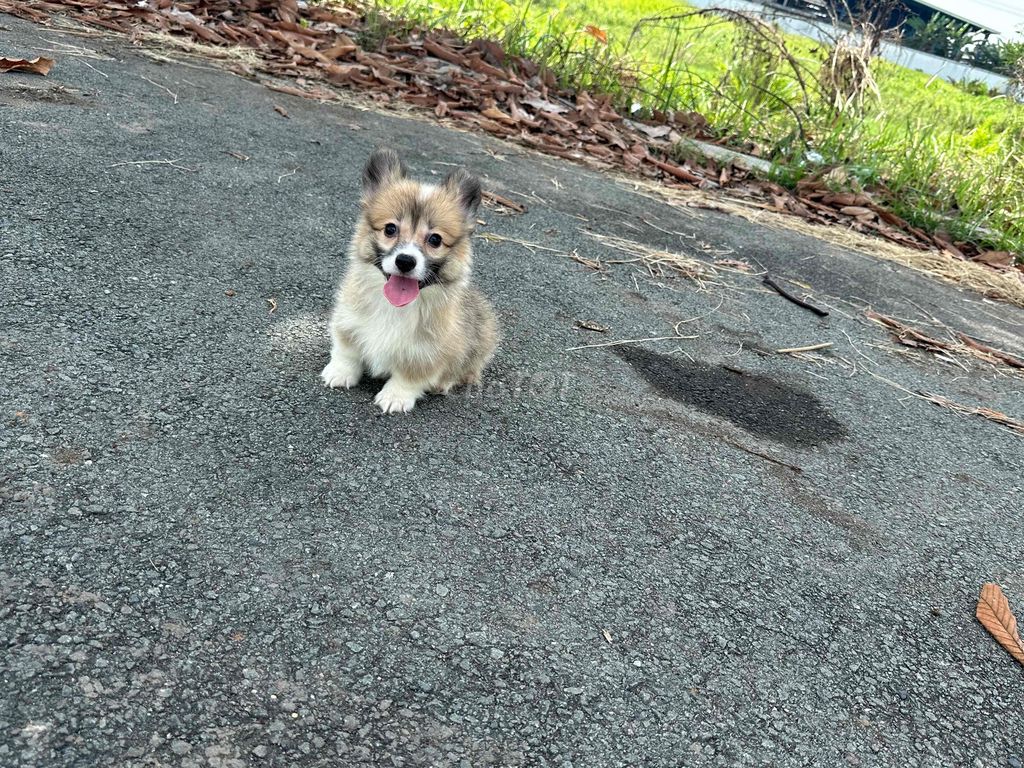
[394, 253, 417, 274]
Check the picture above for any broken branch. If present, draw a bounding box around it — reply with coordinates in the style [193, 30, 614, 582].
[763, 275, 829, 317]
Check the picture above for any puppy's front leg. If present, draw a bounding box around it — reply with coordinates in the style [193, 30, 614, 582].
[321, 325, 363, 389]
[374, 373, 427, 414]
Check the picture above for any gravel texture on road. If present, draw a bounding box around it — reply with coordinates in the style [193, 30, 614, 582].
[2, 14, 1023, 768]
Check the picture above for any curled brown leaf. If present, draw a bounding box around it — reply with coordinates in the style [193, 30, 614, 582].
[0, 55, 54, 75]
[976, 583, 1024, 666]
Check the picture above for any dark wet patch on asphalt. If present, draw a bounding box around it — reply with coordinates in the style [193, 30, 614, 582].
[613, 344, 847, 448]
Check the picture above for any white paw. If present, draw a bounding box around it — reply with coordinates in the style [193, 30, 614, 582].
[374, 381, 421, 414]
[321, 357, 362, 389]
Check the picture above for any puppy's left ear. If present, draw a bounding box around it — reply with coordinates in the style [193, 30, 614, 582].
[443, 168, 482, 220]
[362, 147, 406, 195]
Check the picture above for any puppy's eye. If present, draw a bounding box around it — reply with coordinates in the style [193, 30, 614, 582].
[383, 223, 398, 237]
[427, 233, 443, 248]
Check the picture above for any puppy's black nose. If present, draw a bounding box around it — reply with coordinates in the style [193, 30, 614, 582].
[395, 254, 417, 273]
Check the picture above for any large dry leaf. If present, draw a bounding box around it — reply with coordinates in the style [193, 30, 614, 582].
[634, 122, 673, 139]
[976, 583, 1024, 666]
[321, 35, 357, 60]
[972, 250, 1014, 269]
[823, 191, 871, 207]
[0, 56, 54, 75]
[521, 97, 570, 114]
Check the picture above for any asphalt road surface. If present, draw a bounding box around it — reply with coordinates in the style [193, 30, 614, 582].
[2, 13, 1023, 768]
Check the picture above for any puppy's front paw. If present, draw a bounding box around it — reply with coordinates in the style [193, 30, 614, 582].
[374, 380, 421, 414]
[321, 357, 362, 389]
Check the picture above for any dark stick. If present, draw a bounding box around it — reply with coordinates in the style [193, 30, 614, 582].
[763, 275, 829, 317]
[722, 436, 803, 473]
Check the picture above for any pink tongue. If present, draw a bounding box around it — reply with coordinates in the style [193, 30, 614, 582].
[383, 274, 420, 307]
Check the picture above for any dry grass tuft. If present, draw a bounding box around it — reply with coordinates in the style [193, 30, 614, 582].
[819, 31, 880, 114]
[131, 30, 262, 65]
[641, 182, 1024, 308]
[583, 231, 719, 286]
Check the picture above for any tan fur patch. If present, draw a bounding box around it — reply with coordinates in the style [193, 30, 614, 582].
[366, 182, 467, 240]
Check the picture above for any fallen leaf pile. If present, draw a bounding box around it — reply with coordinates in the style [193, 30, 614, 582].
[976, 583, 1024, 666]
[2, 0, 1020, 276]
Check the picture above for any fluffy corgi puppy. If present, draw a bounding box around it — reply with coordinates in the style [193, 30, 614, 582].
[321, 148, 498, 413]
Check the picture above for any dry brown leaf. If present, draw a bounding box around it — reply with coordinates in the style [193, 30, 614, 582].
[634, 123, 672, 140]
[480, 106, 517, 126]
[322, 33, 357, 59]
[273, 105, 290, 118]
[646, 156, 702, 184]
[839, 205, 873, 217]
[320, 62, 370, 83]
[522, 97, 570, 114]
[422, 37, 468, 67]
[622, 142, 647, 172]
[575, 320, 609, 333]
[823, 192, 871, 207]
[583, 25, 608, 44]
[266, 83, 335, 102]
[972, 250, 1014, 269]
[583, 143, 616, 161]
[0, 55, 54, 75]
[472, 38, 506, 67]
[403, 92, 439, 107]
[976, 583, 1024, 666]
[464, 52, 507, 80]
[591, 122, 627, 148]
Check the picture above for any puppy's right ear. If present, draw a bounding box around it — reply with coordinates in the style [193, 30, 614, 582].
[362, 148, 406, 195]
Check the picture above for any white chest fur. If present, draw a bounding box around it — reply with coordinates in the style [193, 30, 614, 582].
[333, 263, 451, 380]
[352, 294, 433, 378]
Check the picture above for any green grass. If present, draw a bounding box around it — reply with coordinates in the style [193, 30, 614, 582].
[362, 0, 1024, 256]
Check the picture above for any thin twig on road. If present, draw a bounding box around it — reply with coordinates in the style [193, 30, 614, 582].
[141, 74, 178, 103]
[109, 159, 195, 172]
[566, 333, 699, 352]
[776, 342, 833, 354]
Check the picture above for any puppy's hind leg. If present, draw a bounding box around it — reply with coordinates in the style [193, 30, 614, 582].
[321, 324, 363, 389]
